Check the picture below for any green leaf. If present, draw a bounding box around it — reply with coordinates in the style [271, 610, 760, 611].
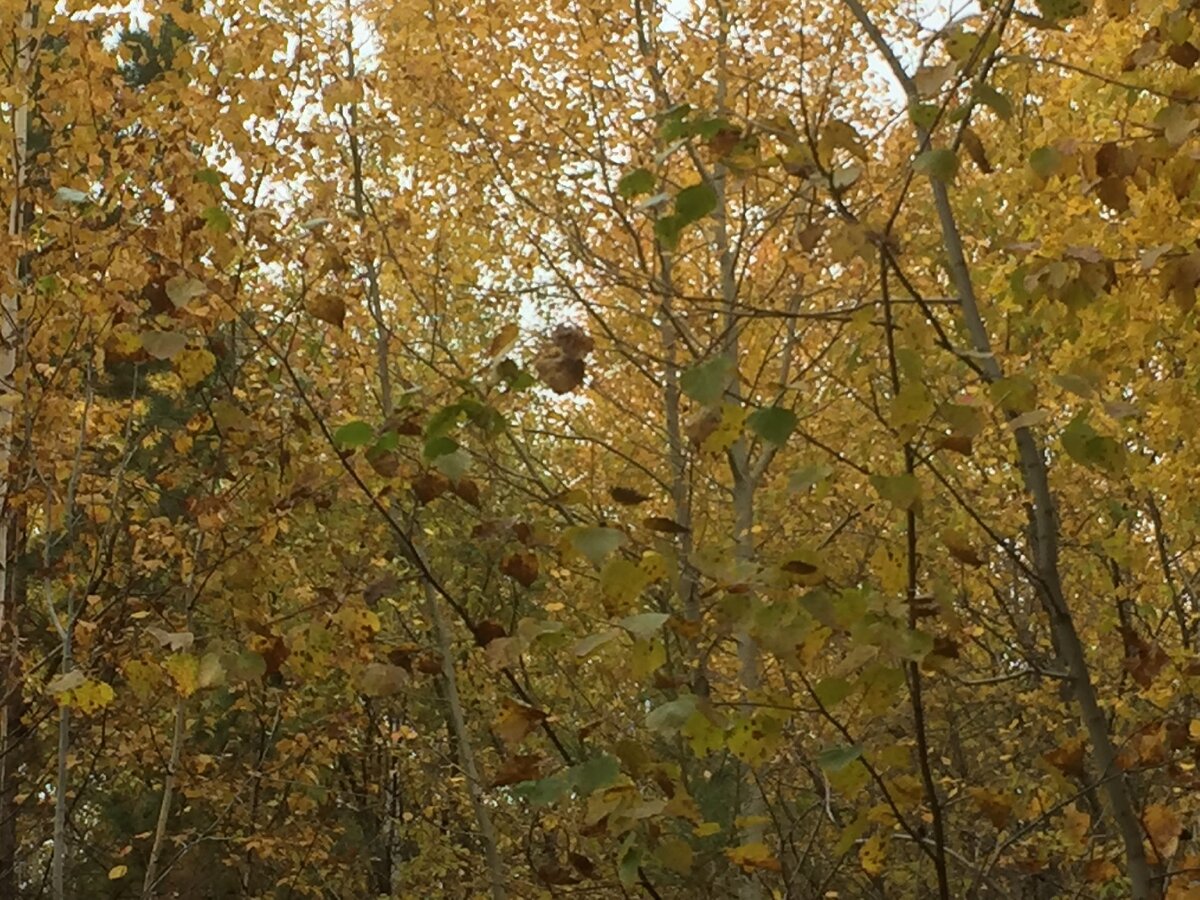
[989, 375, 1038, 414]
[1061, 411, 1124, 474]
[747, 406, 798, 446]
[575, 628, 622, 657]
[1029, 146, 1064, 179]
[425, 403, 466, 439]
[1035, 0, 1089, 21]
[689, 116, 735, 140]
[890, 382, 934, 428]
[422, 435, 459, 460]
[680, 356, 734, 406]
[568, 755, 620, 795]
[432, 447, 471, 480]
[618, 612, 670, 640]
[870, 473, 922, 511]
[909, 102, 939, 131]
[654, 214, 685, 250]
[567, 526, 627, 567]
[375, 431, 401, 451]
[814, 677, 854, 707]
[646, 695, 699, 733]
[658, 103, 694, 141]
[511, 772, 569, 807]
[675, 182, 717, 223]
[201, 206, 233, 233]
[913, 148, 959, 182]
[617, 168, 655, 199]
[618, 836, 642, 888]
[194, 168, 222, 187]
[788, 463, 832, 492]
[976, 84, 1013, 120]
[817, 744, 863, 772]
[334, 420, 375, 448]
[599, 557, 649, 613]
[1052, 372, 1096, 399]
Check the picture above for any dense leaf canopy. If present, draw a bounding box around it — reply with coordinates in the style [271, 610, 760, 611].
[4, 0, 1200, 897]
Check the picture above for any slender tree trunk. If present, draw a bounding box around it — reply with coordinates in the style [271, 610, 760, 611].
[708, 7, 768, 895]
[142, 535, 201, 899]
[141, 699, 185, 899]
[344, 16, 505, 884]
[839, 3, 1154, 893]
[422, 580, 506, 900]
[0, 5, 34, 889]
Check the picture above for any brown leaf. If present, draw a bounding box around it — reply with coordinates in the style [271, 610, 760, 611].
[642, 516, 690, 535]
[364, 574, 401, 608]
[1122, 623, 1168, 688]
[1095, 141, 1137, 178]
[782, 559, 818, 575]
[942, 530, 984, 567]
[1094, 176, 1130, 213]
[707, 127, 743, 159]
[488, 323, 520, 357]
[472, 620, 508, 647]
[386, 643, 423, 671]
[795, 222, 824, 253]
[500, 551, 539, 588]
[1163, 252, 1200, 312]
[414, 653, 443, 675]
[961, 128, 993, 173]
[141, 330, 188, 360]
[142, 275, 173, 315]
[931, 636, 960, 659]
[1044, 737, 1087, 778]
[968, 787, 1013, 829]
[261, 634, 289, 677]
[568, 852, 598, 880]
[366, 446, 400, 478]
[534, 350, 586, 393]
[1170, 41, 1200, 69]
[494, 699, 548, 748]
[913, 62, 956, 97]
[306, 293, 346, 329]
[535, 863, 580, 886]
[550, 323, 594, 359]
[489, 754, 545, 787]
[935, 434, 974, 456]
[1082, 858, 1120, 883]
[383, 409, 424, 436]
[685, 408, 720, 446]
[412, 471, 450, 504]
[610, 486, 652, 505]
[452, 478, 481, 507]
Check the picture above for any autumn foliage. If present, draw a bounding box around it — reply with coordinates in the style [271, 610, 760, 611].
[5, 0, 1200, 897]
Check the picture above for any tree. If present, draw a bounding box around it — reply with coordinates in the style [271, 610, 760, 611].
[3, 0, 1200, 896]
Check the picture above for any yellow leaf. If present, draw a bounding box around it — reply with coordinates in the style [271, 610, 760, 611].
[725, 842, 781, 872]
[164, 654, 199, 697]
[656, 836, 694, 874]
[859, 833, 886, 876]
[493, 699, 547, 748]
[1061, 803, 1090, 852]
[1145, 804, 1182, 861]
[175, 348, 216, 388]
[108, 865, 128, 880]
